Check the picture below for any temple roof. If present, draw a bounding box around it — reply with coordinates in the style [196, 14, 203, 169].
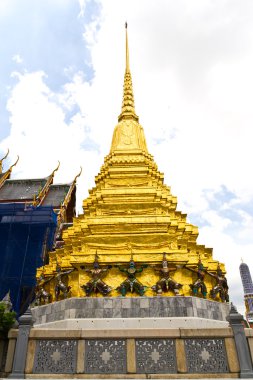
[0, 160, 79, 224]
[43, 184, 71, 208]
[0, 178, 74, 212]
[0, 178, 47, 201]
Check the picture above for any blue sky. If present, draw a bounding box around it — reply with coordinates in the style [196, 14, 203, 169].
[0, 0, 99, 140]
[1, 0, 253, 315]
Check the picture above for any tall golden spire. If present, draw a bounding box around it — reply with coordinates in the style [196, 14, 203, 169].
[110, 24, 148, 152]
[118, 23, 139, 122]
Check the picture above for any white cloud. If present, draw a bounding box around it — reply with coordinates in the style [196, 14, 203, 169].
[78, 0, 86, 17]
[83, 19, 100, 48]
[2, 71, 86, 186]
[12, 54, 23, 64]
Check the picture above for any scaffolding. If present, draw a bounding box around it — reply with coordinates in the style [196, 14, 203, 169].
[0, 203, 57, 314]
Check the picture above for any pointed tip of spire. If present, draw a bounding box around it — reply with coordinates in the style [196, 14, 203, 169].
[118, 23, 139, 123]
[125, 22, 130, 74]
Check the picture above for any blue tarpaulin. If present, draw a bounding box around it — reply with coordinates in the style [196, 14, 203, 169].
[0, 203, 57, 314]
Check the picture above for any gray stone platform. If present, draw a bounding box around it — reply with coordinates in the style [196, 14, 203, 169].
[8, 300, 253, 378]
[32, 296, 230, 326]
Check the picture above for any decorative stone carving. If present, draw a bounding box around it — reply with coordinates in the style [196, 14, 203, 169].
[85, 339, 127, 374]
[184, 339, 228, 373]
[208, 264, 229, 302]
[151, 253, 182, 295]
[33, 340, 77, 374]
[34, 273, 53, 305]
[135, 339, 177, 374]
[185, 259, 207, 298]
[54, 265, 75, 301]
[116, 257, 148, 296]
[81, 254, 112, 296]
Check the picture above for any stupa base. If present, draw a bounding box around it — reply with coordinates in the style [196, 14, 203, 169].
[6, 297, 253, 378]
[31, 296, 230, 327]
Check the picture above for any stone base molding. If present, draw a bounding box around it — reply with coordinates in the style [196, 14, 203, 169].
[5, 327, 241, 378]
[4, 302, 253, 378]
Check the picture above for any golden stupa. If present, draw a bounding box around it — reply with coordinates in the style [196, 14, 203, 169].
[37, 25, 228, 302]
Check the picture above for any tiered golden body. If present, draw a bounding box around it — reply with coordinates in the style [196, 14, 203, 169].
[38, 26, 226, 301]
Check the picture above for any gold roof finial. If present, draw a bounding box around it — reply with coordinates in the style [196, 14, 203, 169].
[57, 166, 82, 224]
[10, 155, 19, 169]
[73, 166, 82, 184]
[52, 161, 60, 177]
[0, 155, 19, 190]
[118, 22, 139, 122]
[0, 149, 9, 173]
[35, 161, 60, 207]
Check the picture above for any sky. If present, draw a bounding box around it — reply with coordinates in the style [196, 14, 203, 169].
[1, 0, 253, 315]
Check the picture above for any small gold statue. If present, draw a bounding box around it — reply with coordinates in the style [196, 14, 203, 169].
[81, 255, 112, 296]
[35, 273, 53, 305]
[116, 258, 148, 296]
[209, 265, 229, 302]
[151, 253, 182, 295]
[185, 259, 207, 298]
[54, 264, 75, 301]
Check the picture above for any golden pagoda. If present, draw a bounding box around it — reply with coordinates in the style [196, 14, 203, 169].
[37, 25, 228, 302]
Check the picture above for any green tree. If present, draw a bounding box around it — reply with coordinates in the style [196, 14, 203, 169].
[0, 302, 16, 335]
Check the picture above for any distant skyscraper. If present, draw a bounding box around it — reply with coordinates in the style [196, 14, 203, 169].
[239, 261, 253, 324]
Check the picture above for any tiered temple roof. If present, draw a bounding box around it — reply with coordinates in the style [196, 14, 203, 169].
[0, 154, 80, 224]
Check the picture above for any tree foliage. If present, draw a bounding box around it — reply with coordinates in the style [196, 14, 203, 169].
[0, 302, 16, 335]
